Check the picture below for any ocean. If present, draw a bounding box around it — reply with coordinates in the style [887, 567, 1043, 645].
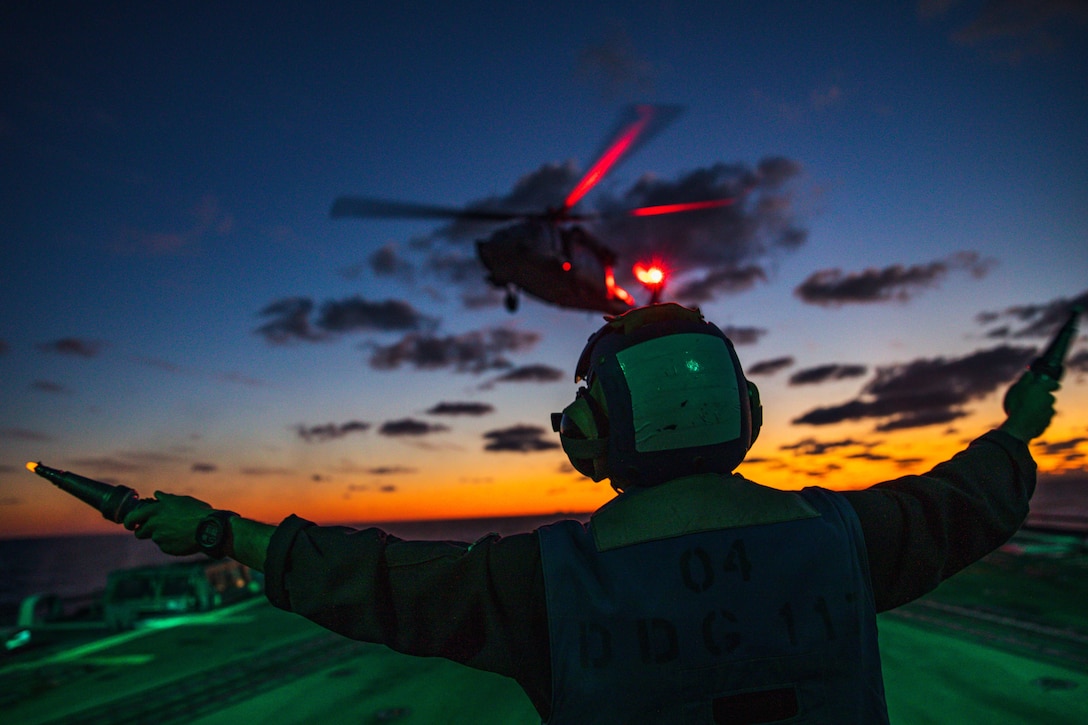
[0, 513, 587, 625]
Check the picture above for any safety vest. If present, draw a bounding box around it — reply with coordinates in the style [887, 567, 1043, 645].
[538, 475, 889, 724]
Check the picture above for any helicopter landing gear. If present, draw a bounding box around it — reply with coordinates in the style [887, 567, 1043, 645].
[504, 286, 519, 313]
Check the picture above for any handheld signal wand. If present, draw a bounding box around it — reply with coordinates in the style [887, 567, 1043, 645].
[25, 461, 154, 524]
[1028, 305, 1083, 383]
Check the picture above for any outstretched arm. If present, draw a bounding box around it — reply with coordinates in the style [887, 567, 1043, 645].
[843, 370, 1059, 612]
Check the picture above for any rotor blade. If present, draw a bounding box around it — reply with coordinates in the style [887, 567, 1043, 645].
[628, 198, 737, 217]
[331, 197, 522, 222]
[562, 104, 684, 213]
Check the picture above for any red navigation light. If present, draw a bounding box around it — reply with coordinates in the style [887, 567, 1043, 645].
[629, 198, 735, 217]
[562, 261, 572, 271]
[634, 263, 666, 287]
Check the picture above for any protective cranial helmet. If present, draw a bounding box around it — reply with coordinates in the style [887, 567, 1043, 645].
[552, 303, 762, 491]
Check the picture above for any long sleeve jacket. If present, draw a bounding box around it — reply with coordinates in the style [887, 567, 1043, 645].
[263, 430, 1036, 720]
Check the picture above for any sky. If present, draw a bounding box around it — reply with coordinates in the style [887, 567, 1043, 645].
[2, 1, 1086, 539]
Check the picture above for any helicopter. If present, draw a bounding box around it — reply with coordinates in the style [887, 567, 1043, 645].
[330, 105, 737, 314]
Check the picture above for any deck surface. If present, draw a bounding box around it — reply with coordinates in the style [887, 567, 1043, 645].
[2, 529, 1085, 724]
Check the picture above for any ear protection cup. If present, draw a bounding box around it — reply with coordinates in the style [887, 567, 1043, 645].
[553, 384, 610, 480]
[746, 380, 762, 449]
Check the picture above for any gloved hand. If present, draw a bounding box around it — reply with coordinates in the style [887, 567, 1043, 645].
[999, 370, 1059, 443]
[123, 491, 214, 556]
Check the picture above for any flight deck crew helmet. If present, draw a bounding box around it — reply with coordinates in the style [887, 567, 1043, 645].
[551, 303, 762, 491]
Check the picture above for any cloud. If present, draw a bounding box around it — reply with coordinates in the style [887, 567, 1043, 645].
[722, 326, 767, 346]
[112, 194, 233, 256]
[795, 251, 994, 306]
[483, 363, 565, 387]
[1036, 436, 1088, 457]
[36, 337, 106, 358]
[369, 242, 414, 279]
[191, 462, 218, 473]
[975, 288, 1088, 338]
[296, 420, 371, 443]
[597, 158, 807, 298]
[31, 380, 72, 394]
[483, 425, 561, 453]
[368, 327, 540, 373]
[788, 364, 868, 386]
[0, 339, 7, 354]
[921, 0, 1088, 63]
[240, 467, 296, 476]
[575, 27, 657, 99]
[394, 150, 808, 309]
[379, 418, 449, 436]
[318, 297, 436, 334]
[746, 356, 795, 376]
[780, 438, 871, 456]
[426, 401, 496, 416]
[793, 344, 1034, 430]
[674, 265, 768, 304]
[256, 295, 436, 344]
[0, 428, 52, 441]
[367, 466, 416, 475]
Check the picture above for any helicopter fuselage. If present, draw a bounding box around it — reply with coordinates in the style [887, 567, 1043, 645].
[475, 221, 632, 314]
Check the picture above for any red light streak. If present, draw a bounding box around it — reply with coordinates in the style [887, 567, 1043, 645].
[604, 267, 634, 304]
[629, 198, 735, 217]
[563, 107, 653, 211]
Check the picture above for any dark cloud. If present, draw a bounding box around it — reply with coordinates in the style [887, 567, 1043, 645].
[400, 148, 807, 308]
[1069, 349, 1088, 375]
[368, 327, 540, 373]
[575, 29, 657, 99]
[780, 438, 870, 456]
[191, 462, 218, 473]
[426, 401, 496, 416]
[921, 0, 1088, 63]
[674, 265, 767, 304]
[484, 364, 565, 386]
[379, 484, 397, 493]
[746, 356, 795, 376]
[31, 380, 71, 394]
[36, 337, 106, 358]
[788, 364, 868, 386]
[0, 339, 8, 354]
[722, 326, 767, 346]
[975, 288, 1088, 338]
[367, 466, 416, 475]
[296, 420, 371, 443]
[1036, 437, 1088, 457]
[598, 158, 806, 299]
[795, 252, 994, 306]
[369, 242, 414, 279]
[318, 297, 435, 334]
[483, 425, 561, 453]
[793, 344, 1034, 430]
[0, 428, 52, 441]
[379, 418, 449, 436]
[256, 295, 435, 343]
[255, 298, 326, 343]
[240, 467, 295, 476]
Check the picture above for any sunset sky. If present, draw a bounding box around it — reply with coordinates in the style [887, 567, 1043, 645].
[2, 2, 1086, 539]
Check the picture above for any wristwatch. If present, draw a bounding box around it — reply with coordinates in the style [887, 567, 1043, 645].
[195, 510, 238, 559]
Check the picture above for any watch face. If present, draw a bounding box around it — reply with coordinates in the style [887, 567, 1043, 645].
[198, 518, 223, 547]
